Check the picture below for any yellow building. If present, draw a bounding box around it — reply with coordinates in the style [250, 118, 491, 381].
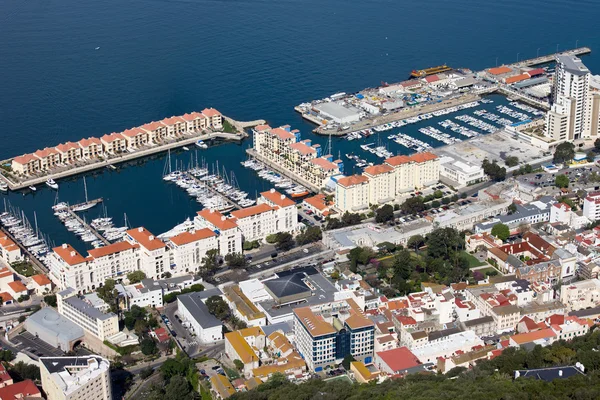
[210, 374, 236, 399]
[350, 361, 380, 383]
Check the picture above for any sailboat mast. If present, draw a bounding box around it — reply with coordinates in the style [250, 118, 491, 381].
[83, 177, 89, 203]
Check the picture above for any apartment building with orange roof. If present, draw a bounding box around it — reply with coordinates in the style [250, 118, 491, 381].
[195, 209, 243, 256]
[55, 142, 82, 164]
[77, 137, 103, 159]
[125, 227, 169, 279]
[0, 232, 22, 264]
[11, 153, 40, 175]
[33, 147, 61, 171]
[100, 132, 126, 153]
[167, 228, 218, 275]
[162, 116, 188, 136]
[258, 189, 298, 235]
[293, 299, 375, 371]
[334, 152, 440, 212]
[202, 108, 223, 129]
[30, 274, 52, 295]
[121, 127, 150, 149]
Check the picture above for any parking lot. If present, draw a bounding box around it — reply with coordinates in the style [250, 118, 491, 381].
[162, 303, 201, 356]
[196, 359, 223, 380]
[515, 163, 600, 194]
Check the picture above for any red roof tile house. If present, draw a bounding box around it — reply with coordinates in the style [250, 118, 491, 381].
[374, 347, 426, 377]
[30, 274, 52, 295]
[302, 194, 333, 217]
[509, 328, 556, 348]
[0, 364, 13, 388]
[0, 380, 40, 399]
[7, 281, 28, 299]
[152, 327, 170, 343]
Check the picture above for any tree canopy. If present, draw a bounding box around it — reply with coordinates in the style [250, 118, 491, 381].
[275, 232, 295, 251]
[206, 295, 230, 320]
[401, 196, 425, 215]
[127, 270, 147, 284]
[375, 204, 394, 223]
[555, 174, 569, 188]
[225, 253, 247, 268]
[482, 158, 506, 182]
[553, 141, 575, 164]
[504, 156, 519, 167]
[491, 223, 510, 241]
[296, 226, 322, 245]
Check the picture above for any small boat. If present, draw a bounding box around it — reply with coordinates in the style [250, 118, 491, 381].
[29, 186, 37, 192]
[0, 182, 7, 192]
[196, 140, 208, 149]
[95, 47, 100, 50]
[106, 165, 116, 170]
[182, 146, 190, 151]
[291, 190, 310, 198]
[45, 178, 59, 190]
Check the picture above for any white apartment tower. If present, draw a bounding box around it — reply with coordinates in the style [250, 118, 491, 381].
[545, 55, 591, 141]
[40, 356, 112, 400]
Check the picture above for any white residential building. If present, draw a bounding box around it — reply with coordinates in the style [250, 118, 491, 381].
[40, 356, 112, 400]
[57, 288, 119, 341]
[194, 209, 243, 256]
[545, 55, 591, 141]
[560, 279, 600, 311]
[119, 279, 163, 309]
[0, 232, 22, 265]
[583, 192, 600, 221]
[168, 228, 218, 275]
[177, 292, 223, 343]
[125, 227, 169, 279]
[439, 156, 485, 187]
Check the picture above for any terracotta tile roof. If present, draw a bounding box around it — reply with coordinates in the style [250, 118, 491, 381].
[345, 310, 374, 330]
[230, 203, 275, 219]
[511, 328, 556, 344]
[336, 174, 369, 188]
[0, 236, 17, 251]
[376, 334, 395, 344]
[387, 299, 409, 310]
[202, 108, 222, 118]
[162, 116, 185, 125]
[121, 127, 147, 138]
[53, 244, 87, 266]
[13, 154, 39, 165]
[34, 147, 59, 158]
[410, 152, 438, 163]
[126, 227, 166, 250]
[289, 142, 316, 155]
[8, 281, 28, 294]
[0, 364, 12, 386]
[0, 267, 12, 279]
[253, 124, 271, 131]
[310, 157, 339, 170]
[181, 112, 206, 121]
[488, 246, 509, 261]
[523, 232, 556, 255]
[385, 155, 412, 166]
[251, 351, 305, 379]
[505, 73, 530, 84]
[303, 194, 328, 211]
[294, 307, 336, 337]
[78, 137, 102, 148]
[140, 121, 165, 131]
[527, 68, 545, 77]
[260, 189, 295, 207]
[0, 293, 13, 303]
[396, 315, 417, 326]
[269, 127, 296, 140]
[196, 209, 238, 230]
[425, 75, 440, 83]
[88, 241, 138, 258]
[225, 331, 259, 364]
[210, 374, 235, 399]
[364, 164, 394, 176]
[376, 347, 421, 372]
[488, 66, 512, 75]
[519, 316, 540, 332]
[31, 274, 51, 286]
[170, 228, 217, 246]
[0, 380, 40, 399]
[55, 142, 80, 153]
[101, 133, 125, 143]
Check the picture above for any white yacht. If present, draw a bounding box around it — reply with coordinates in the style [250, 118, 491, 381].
[0, 182, 7, 192]
[29, 186, 37, 192]
[45, 178, 59, 190]
[196, 140, 208, 149]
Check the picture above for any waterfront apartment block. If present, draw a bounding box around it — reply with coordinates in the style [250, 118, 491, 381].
[293, 299, 375, 371]
[334, 152, 440, 213]
[57, 288, 119, 341]
[252, 124, 343, 188]
[40, 356, 113, 400]
[11, 108, 223, 175]
[167, 228, 218, 276]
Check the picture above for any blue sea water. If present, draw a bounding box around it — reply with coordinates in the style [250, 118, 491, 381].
[2, 0, 600, 252]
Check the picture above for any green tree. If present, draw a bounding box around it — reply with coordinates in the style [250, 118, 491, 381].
[375, 204, 394, 223]
[43, 294, 57, 307]
[160, 359, 187, 381]
[97, 279, 120, 313]
[482, 158, 506, 181]
[206, 296, 230, 320]
[553, 141, 575, 164]
[127, 270, 147, 284]
[140, 338, 158, 356]
[505, 156, 519, 167]
[139, 366, 154, 379]
[587, 151, 596, 163]
[0, 350, 15, 362]
[200, 249, 219, 274]
[507, 203, 517, 214]
[595, 138, 600, 152]
[555, 174, 570, 188]
[407, 235, 425, 252]
[393, 248, 414, 280]
[296, 226, 322, 245]
[225, 253, 247, 268]
[401, 196, 425, 214]
[233, 359, 244, 371]
[164, 375, 194, 400]
[426, 227, 463, 260]
[491, 223, 510, 241]
[341, 354, 356, 370]
[275, 232, 295, 251]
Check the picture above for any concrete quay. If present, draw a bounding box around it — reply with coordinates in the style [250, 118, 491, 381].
[313, 92, 481, 136]
[1, 128, 252, 191]
[245, 149, 320, 193]
[507, 47, 591, 69]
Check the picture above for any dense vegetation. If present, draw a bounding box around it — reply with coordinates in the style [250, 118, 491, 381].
[142, 353, 200, 400]
[482, 158, 507, 182]
[231, 329, 600, 400]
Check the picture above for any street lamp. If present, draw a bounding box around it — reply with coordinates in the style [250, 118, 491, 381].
[517, 53, 520, 62]
[537, 47, 541, 58]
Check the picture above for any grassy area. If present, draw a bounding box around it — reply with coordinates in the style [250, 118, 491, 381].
[461, 251, 485, 268]
[221, 119, 237, 134]
[473, 267, 499, 277]
[199, 384, 212, 400]
[11, 261, 35, 277]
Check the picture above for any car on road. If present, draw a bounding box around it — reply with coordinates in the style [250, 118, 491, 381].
[303, 248, 309, 253]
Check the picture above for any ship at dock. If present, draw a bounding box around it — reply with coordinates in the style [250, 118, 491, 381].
[410, 65, 452, 78]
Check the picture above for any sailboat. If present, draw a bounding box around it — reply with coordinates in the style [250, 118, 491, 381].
[0, 181, 7, 192]
[46, 178, 59, 190]
[72, 177, 99, 212]
[162, 149, 181, 181]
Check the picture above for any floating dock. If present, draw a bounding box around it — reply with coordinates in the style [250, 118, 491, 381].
[64, 202, 111, 246]
[184, 172, 242, 211]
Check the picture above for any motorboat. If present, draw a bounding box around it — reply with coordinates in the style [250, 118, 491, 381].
[196, 140, 208, 149]
[182, 146, 190, 151]
[46, 178, 59, 190]
[0, 182, 7, 192]
[29, 186, 37, 192]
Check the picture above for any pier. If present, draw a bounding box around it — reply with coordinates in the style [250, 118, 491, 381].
[507, 47, 591, 69]
[0, 120, 261, 191]
[312, 93, 482, 136]
[184, 172, 242, 211]
[65, 201, 110, 246]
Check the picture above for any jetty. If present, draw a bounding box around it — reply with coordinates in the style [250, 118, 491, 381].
[0, 122, 261, 191]
[0, 227, 48, 275]
[508, 47, 591, 69]
[65, 204, 110, 246]
[184, 172, 242, 211]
